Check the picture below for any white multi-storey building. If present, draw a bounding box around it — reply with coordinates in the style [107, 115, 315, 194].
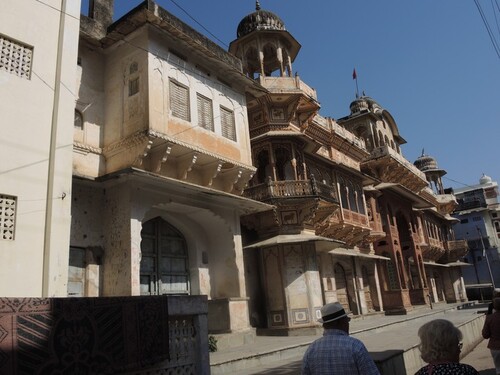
[0, 0, 80, 297]
[452, 174, 500, 298]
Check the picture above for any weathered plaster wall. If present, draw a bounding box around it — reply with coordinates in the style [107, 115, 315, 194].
[102, 184, 133, 296]
[70, 183, 105, 248]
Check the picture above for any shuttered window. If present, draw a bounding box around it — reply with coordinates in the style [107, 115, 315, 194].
[197, 94, 214, 131]
[220, 106, 236, 141]
[169, 80, 190, 121]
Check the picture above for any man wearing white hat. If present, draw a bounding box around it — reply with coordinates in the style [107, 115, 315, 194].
[301, 302, 380, 375]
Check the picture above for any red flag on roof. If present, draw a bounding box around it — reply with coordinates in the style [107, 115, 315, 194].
[352, 68, 357, 80]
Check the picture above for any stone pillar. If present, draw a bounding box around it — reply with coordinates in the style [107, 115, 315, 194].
[373, 261, 384, 311]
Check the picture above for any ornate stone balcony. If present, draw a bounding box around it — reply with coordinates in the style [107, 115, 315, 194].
[101, 130, 255, 195]
[258, 76, 318, 99]
[316, 208, 371, 247]
[361, 145, 429, 192]
[440, 240, 469, 263]
[421, 237, 447, 262]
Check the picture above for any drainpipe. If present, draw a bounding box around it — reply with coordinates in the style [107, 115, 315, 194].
[42, 0, 67, 297]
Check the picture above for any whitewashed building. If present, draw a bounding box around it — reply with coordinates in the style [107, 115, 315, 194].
[0, 0, 80, 297]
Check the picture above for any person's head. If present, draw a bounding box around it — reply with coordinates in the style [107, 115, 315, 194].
[318, 302, 351, 333]
[418, 319, 463, 363]
[493, 297, 500, 311]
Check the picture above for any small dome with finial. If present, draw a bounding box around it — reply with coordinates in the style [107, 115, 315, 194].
[479, 173, 492, 185]
[236, 1, 286, 38]
[349, 95, 382, 114]
[414, 149, 439, 172]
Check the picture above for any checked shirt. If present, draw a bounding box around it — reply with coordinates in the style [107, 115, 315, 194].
[302, 329, 380, 375]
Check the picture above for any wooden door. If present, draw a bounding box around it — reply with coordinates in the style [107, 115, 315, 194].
[140, 217, 189, 295]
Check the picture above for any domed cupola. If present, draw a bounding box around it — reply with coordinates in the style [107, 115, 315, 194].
[479, 173, 493, 185]
[229, 1, 301, 78]
[414, 150, 447, 194]
[349, 95, 383, 115]
[414, 152, 439, 173]
[236, 1, 286, 38]
[349, 97, 370, 114]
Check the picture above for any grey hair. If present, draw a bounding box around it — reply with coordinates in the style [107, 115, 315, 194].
[418, 319, 462, 363]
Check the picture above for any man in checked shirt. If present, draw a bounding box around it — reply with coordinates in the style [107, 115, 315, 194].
[302, 302, 380, 375]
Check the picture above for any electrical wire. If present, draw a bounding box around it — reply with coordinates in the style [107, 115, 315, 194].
[443, 176, 473, 188]
[491, 0, 500, 41]
[474, 0, 500, 59]
[35, 0, 80, 21]
[166, 0, 229, 48]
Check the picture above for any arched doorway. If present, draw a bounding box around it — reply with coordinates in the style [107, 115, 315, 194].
[140, 217, 189, 295]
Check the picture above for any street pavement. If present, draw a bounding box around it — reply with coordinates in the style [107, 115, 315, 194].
[211, 302, 494, 375]
[229, 338, 494, 374]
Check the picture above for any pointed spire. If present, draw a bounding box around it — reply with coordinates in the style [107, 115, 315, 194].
[421, 148, 425, 156]
[256, 0, 261, 10]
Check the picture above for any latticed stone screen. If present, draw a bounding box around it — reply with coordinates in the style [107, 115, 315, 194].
[0, 195, 16, 240]
[0, 34, 33, 79]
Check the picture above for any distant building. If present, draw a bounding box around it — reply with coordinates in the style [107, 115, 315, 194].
[451, 174, 500, 298]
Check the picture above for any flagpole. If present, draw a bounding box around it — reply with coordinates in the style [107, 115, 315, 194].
[353, 68, 359, 98]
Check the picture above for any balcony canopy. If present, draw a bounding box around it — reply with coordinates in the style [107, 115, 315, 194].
[244, 232, 344, 251]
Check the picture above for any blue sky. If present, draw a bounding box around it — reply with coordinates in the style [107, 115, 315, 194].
[82, 1, 500, 189]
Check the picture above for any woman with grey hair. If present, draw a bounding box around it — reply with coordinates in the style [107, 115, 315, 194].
[414, 319, 479, 375]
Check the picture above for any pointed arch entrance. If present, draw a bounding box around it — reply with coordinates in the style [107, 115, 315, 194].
[140, 217, 189, 295]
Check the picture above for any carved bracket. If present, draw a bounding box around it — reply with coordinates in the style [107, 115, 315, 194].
[202, 161, 224, 187]
[153, 143, 173, 173]
[177, 152, 198, 180]
[133, 139, 153, 167]
[234, 171, 255, 194]
[221, 168, 243, 193]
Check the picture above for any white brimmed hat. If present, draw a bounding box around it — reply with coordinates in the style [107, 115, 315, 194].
[318, 302, 348, 323]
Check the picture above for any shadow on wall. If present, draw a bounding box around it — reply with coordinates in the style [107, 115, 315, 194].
[0, 296, 170, 374]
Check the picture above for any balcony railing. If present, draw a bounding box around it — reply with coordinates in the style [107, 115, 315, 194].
[259, 76, 317, 99]
[243, 178, 338, 204]
[340, 209, 370, 227]
[455, 200, 487, 211]
[442, 240, 469, 262]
